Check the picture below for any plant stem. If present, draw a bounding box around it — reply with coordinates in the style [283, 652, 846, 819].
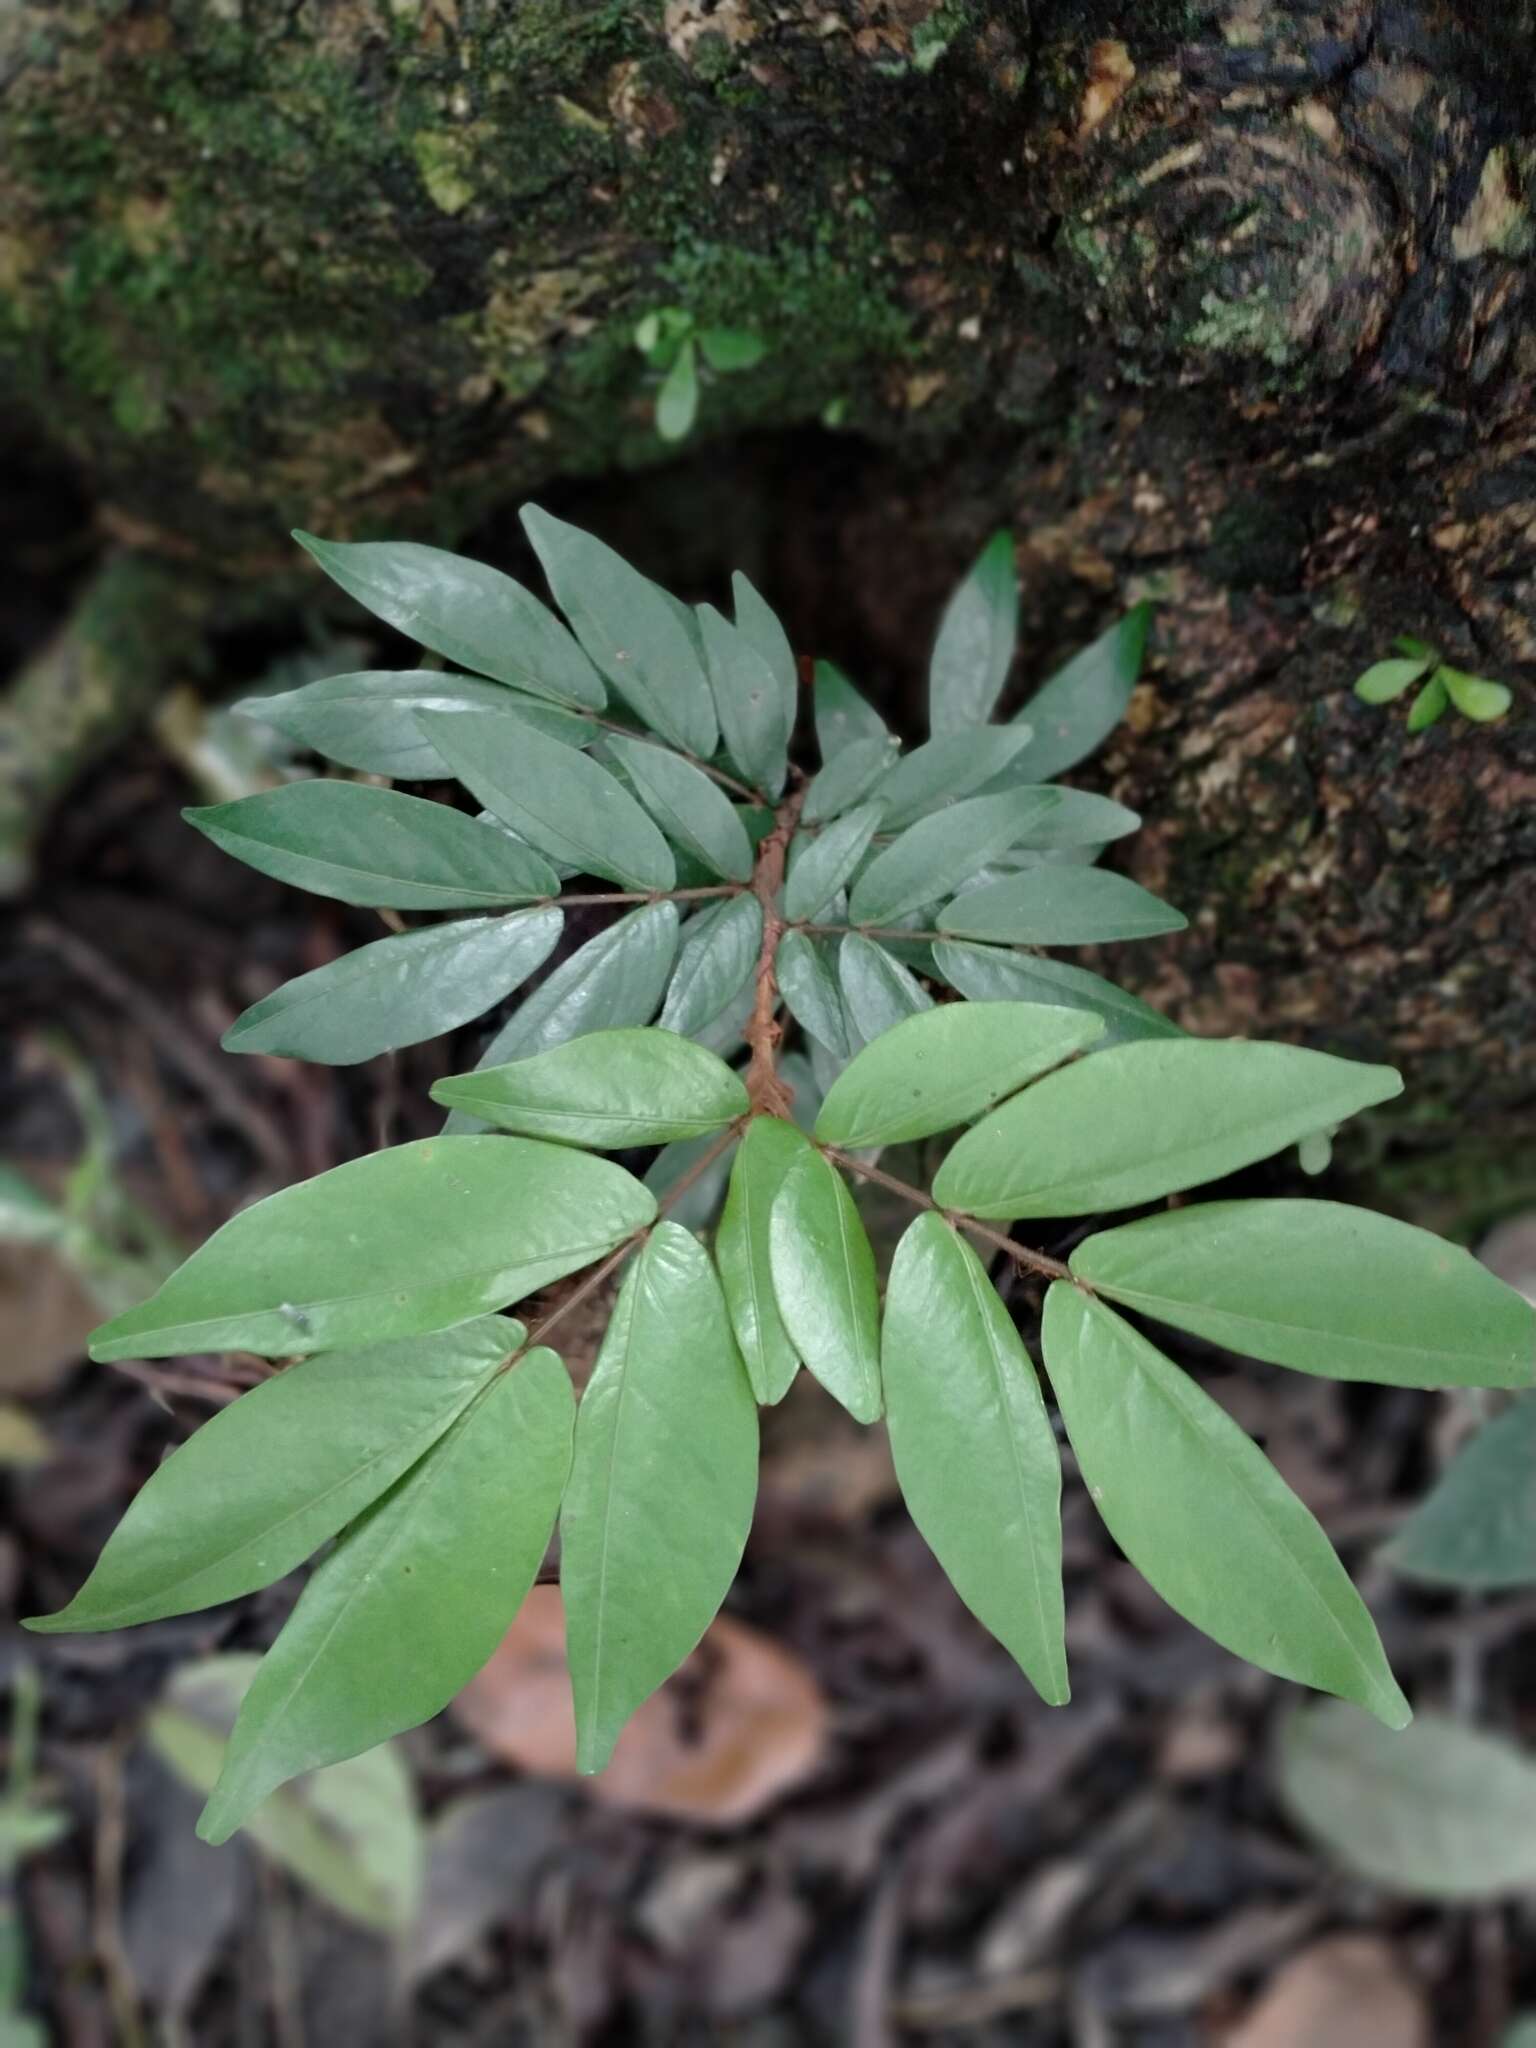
[818, 1144, 1072, 1284]
[744, 786, 807, 1117]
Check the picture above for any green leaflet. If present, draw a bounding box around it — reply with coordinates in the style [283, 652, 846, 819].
[148, 1658, 422, 1932]
[698, 327, 767, 370]
[656, 337, 699, 440]
[928, 531, 1019, 736]
[849, 789, 1060, 925]
[1440, 667, 1513, 722]
[1004, 787, 1141, 849]
[605, 735, 754, 881]
[814, 659, 889, 759]
[293, 533, 605, 709]
[1042, 1288, 1409, 1728]
[467, 902, 680, 1068]
[836, 933, 932, 1043]
[815, 1000, 1104, 1150]
[934, 1038, 1403, 1219]
[884, 1216, 1066, 1703]
[700, 599, 793, 798]
[88, 1136, 655, 1361]
[237, 672, 592, 781]
[432, 1027, 748, 1148]
[783, 803, 885, 923]
[870, 729, 1033, 831]
[419, 708, 675, 892]
[768, 1147, 882, 1422]
[1001, 604, 1151, 783]
[1071, 1199, 1536, 1389]
[1278, 1704, 1536, 1899]
[1407, 671, 1449, 730]
[776, 930, 857, 1061]
[224, 908, 563, 1066]
[730, 574, 798, 749]
[199, 1348, 574, 1842]
[1384, 1397, 1536, 1588]
[561, 1224, 758, 1773]
[1354, 656, 1429, 705]
[187, 782, 557, 909]
[27, 1317, 521, 1633]
[645, 1127, 739, 1232]
[932, 941, 1183, 1045]
[801, 734, 899, 825]
[521, 506, 717, 758]
[938, 867, 1185, 944]
[716, 1116, 810, 1404]
[659, 894, 763, 1037]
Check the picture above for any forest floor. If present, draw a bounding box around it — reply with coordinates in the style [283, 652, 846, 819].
[2, 444, 1535, 2048]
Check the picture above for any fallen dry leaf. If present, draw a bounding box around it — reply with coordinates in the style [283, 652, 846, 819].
[1224, 1936, 1429, 2048]
[451, 1587, 829, 1826]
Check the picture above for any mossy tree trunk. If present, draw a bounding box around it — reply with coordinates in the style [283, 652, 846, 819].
[2, 0, 1532, 1157]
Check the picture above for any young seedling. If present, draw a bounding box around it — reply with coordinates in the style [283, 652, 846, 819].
[1354, 635, 1514, 730]
[634, 307, 768, 441]
[25, 513, 1535, 1848]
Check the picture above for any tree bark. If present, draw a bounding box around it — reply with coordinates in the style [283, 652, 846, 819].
[1, 0, 1532, 1156]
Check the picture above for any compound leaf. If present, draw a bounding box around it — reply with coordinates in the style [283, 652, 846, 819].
[1043, 1288, 1408, 1728]
[187, 782, 557, 909]
[716, 1117, 810, 1405]
[238, 672, 591, 781]
[28, 1316, 522, 1633]
[419, 709, 675, 892]
[606, 735, 753, 881]
[1072, 1199, 1536, 1389]
[932, 941, 1183, 1044]
[432, 1027, 748, 1148]
[783, 803, 885, 924]
[928, 531, 1019, 735]
[935, 1039, 1402, 1219]
[768, 1147, 881, 1422]
[884, 1215, 1066, 1702]
[938, 866, 1185, 944]
[293, 533, 605, 710]
[521, 506, 717, 758]
[659, 894, 763, 1038]
[816, 999, 1103, 1150]
[849, 789, 1060, 925]
[199, 1348, 573, 1842]
[223, 909, 563, 1066]
[89, 1136, 655, 1361]
[561, 1224, 758, 1772]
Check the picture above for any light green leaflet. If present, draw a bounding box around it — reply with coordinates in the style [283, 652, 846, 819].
[419, 708, 675, 892]
[814, 659, 889, 759]
[521, 506, 717, 758]
[1072, 1199, 1536, 1389]
[659, 894, 762, 1037]
[776, 930, 857, 1061]
[1043, 1288, 1409, 1728]
[294, 533, 606, 709]
[561, 1224, 758, 1773]
[928, 531, 1019, 735]
[716, 1116, 810, 1404]
[837, 933, 932, 1043]
[700, 598, 792, 798]
[802, 734, 899, 825]
[934, 1038, 1403, 1219]
[1278, 1704, 1536, 1899]
[938, 867, 1185, 944]
[88, 1136, 655, 1360]
[224, 908, 563, 1066]
[186, 782, 557, 909]
[1355, 656, 1429, 704]
[783, 803, 885, 923]
[238, 672, 592, 781]
[1407, 671, 1449, 730]
[768, 1147, 882, 1422]
[27, 1317, 521, 1632]
[432, 1027, 748, 1147]
[932, 941, 1182, 1044]
[148, 1658, 422, 1932]
[200, 1349, 574, 1842]
[1001, 604, 1151, 783]
[1441, 667, 1513, 721]
[816, 1000, 1104, 1151]
[656, 338, 698, 439]
[884, 1216, 1066, 1703]
[870, 728, 1033, 831]
[1384, 1398, 1536, 1588]
[605, 734, 754, 881]
[849, 788, 1060, 925]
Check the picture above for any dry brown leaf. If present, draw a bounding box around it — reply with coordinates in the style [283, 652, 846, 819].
[451, 1587, 829, 1826]
[1224, 1936, 1429, 2048]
